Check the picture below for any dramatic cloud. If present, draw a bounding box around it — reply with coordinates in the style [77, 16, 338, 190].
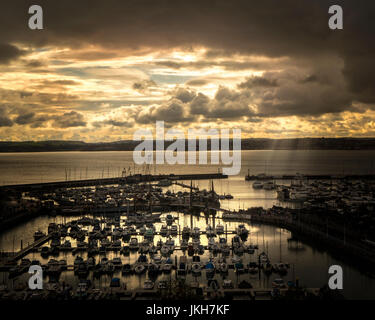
[0, 0, 374, 141]
[0, 43, 25, 64]
[53, 111, 86, 128]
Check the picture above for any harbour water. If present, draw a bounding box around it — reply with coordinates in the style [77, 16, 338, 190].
[1, 150, 375, 299]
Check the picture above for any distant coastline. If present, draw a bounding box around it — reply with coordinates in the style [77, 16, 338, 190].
[1, 138, 375, 152]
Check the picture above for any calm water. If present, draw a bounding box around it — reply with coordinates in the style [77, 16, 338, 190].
[0, 150, 375, 299]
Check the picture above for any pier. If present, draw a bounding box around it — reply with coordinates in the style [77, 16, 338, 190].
[245, 173, 375, 180]
[0, 173, 227, 191]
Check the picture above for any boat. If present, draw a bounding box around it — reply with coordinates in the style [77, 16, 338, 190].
[112, 257, 122, 269]
[205, 261, 215, 279]
[34, 231, 46, 241]
[216, 225, 224, 235]
[233, 244, 245, 255]
[235, 262, 245, 274]
[236, 224, 249, 236]
[272, 278, 286, 288]
[252, 181, 263, 189]
[219, 262, 228, 274]
[206, 225, 216, 237]
[273, 263, 288, 275]
[143, 280, 155, 290]
[133, 264, 146, 275]
[87, 257, 95, 269]
[161, 261, 173, 273]
[158, 179, 172, 187]
[165, 214, 174, 225]
[160, 225, 168, 236]
[148, 263, 160, 277]
[156, 239, 164, 249]
[180, 239, 188, 251]
[139, 226, 146, 235]
[263, 181, 275, 190]
[61, 240, 72, 251]
[161, 245, 170, 256]
[120, 245, 130, 255]
[129, 237, 139, 250]
[182, 227, 190, 238]
[222, 279, 234, 289]
[171, 225, 178, 236]
[248, 262, 259, 274]
[157, 280, 168, 290]
[263, 262, 273, 275]
[191, 263, 202, 276]
[144, 228, 154, 239]
[121, 263, 133, 275]
[192, 227, 200, 238]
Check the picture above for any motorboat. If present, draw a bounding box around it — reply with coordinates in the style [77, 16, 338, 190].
[222, 279, 234, 289]
[252, 181, 263, 189]
[272, 278, 286, 288]
[143, 280, 155, 290]
[133, 263, 146, 275]
[216, 225, 224, 235]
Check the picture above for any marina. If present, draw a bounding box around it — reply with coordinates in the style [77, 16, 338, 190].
[0, 150, 375, 300]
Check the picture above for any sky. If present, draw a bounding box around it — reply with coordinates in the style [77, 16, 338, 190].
[0, 0, 374, 142]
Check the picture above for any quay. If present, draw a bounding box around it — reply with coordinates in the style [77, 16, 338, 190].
[0, 234, 51, 266]
[245, 173, 375, 180]
[0, 173, 227, 192]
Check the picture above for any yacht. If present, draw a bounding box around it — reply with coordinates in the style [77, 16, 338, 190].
[215, 225, 224, 235]
[182, 227, 191, 238]
[191, 227, 200, 238]
[171, 225, 178, 236]
[236, 224, 249, 236]
[129, 237, 139, 250]
[206, 225, 216, 238]
[160, 225, 168, 237]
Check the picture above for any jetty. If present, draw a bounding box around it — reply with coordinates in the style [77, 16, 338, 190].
[0, 173, 227, 191]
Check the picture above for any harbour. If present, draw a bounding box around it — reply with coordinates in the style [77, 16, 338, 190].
[0, 150, 375, 300]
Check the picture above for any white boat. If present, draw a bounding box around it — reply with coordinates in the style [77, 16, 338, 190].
[222, 279, 233, 289]
[143, 280, 155, 290]
[191, 263, 202, 276]
[133, 263, 146, 274]
[252, 181, 263, 189]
